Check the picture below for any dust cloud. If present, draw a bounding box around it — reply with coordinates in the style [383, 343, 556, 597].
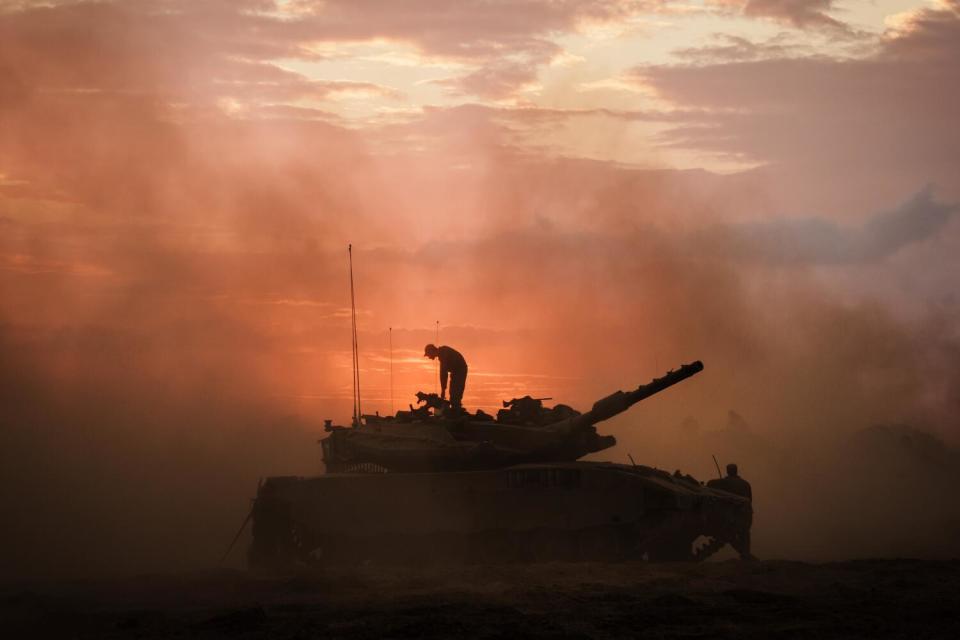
[3, 168, 959, 578]
[2, 4, 960, 581]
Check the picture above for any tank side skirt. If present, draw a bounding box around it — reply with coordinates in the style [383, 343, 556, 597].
[248, 467, 750, 567]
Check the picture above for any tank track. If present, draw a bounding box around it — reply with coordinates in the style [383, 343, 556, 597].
[693, 536, 728, 562]
[250, 519, 737, 569]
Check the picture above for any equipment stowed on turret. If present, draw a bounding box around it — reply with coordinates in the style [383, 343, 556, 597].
[498, 396, 563, 425]
[247, 359, 755, 568]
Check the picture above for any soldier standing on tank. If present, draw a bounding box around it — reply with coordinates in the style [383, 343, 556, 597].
[708, 463, 754, 560]
[424, 344, 468, 410]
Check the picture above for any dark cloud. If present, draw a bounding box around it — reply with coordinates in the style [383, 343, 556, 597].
[0, 1, 406, 111]
[288, 0, 637, 58]
[432, 61, 542, 100]
[742, 0, 848, 31]
[0, 0, 656, 102]
[636, 1, 960, 215]
[672, 33, 811, 63]
[697, 187, 958, 265]
[882, 0, 960, 62]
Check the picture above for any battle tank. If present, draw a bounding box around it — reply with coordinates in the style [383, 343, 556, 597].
[248, 361, 753, 567]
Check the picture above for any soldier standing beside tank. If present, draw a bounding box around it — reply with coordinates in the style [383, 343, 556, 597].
[708, 463, 754, 560]
[709, 463, 752, 500]
[424, 344, 468, 410]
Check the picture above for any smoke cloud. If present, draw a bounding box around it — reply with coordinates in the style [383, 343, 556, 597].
[2, 1, 959, 580]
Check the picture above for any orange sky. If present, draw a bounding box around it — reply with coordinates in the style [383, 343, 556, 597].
[1, 0, 959, 431]
[1, 0, 960, 578]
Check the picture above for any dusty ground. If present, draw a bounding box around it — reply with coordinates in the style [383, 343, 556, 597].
[3, 558, 959, 639]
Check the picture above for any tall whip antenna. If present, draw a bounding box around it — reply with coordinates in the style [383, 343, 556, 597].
[435, 320, 440, 395]
[349, 244, 362, 426]
[389, 326, 394, 415]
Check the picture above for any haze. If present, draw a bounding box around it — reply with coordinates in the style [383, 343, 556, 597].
[1, 0, 958, 579]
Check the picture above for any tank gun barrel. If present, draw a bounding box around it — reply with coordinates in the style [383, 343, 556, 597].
[589, 360, 703, 423]
[551, 360, 704, 435]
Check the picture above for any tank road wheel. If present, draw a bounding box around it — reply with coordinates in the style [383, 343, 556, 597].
[641, 529, 699, 563]
[248, 522, 296, 571]
[529, 528, 578, 562]
[248, 497, 321, 570]
[289, 522, 323, 566]
[477, 530, 520, 563]
[647, 539, 696, 562]
[249, 520, 324, 570]
[692, 535, 727, 562]
[576, 527, 627, 561]
[643, 532, 733, 563]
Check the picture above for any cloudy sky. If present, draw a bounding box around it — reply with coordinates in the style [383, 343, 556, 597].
[2, 0, 960, 577]
[1, 0, 958, 423]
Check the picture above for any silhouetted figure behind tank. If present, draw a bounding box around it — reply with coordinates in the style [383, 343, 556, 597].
[708, 463, 754, 559]
[709, 463, 752, 500]
[424, 344, 468, 410]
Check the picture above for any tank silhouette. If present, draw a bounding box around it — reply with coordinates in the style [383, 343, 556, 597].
[248, 360, 754, 567]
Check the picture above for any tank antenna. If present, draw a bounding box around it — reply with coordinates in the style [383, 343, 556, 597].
[435, 320, 440, 395]
[712, 454, 723, 479]
[219, 504, 254, 565]
[389, 326, 394, 415]
[349, 244, 362, 426]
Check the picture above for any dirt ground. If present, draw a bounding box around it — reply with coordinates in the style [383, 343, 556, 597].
[3, 558, 959, 639]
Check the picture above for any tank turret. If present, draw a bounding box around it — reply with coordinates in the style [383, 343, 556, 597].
[320, 361, 705, 473]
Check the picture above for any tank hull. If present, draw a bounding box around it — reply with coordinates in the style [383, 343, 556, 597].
[248, 462, 751, 568]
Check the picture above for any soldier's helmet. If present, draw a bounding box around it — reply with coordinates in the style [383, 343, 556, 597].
[424, 343, 439, 358]
[727, 463, 738, 477]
